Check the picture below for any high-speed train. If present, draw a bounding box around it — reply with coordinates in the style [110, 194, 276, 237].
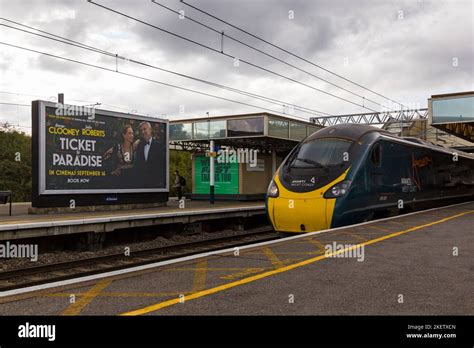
[266, 124, 474, 233]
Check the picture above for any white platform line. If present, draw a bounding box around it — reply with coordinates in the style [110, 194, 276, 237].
[0, 205, 266, 231]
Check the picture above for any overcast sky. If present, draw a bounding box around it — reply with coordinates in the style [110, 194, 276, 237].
[0, 0, 472, 132]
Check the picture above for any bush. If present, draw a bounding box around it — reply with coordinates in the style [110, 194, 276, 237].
[0, 129, 32, 202]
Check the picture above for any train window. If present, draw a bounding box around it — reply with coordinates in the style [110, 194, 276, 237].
[371, 143, 382, 166]
[290, 138, 352, 167]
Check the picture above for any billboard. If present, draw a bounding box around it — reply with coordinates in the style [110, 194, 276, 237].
[32, 101, 168, 206]
[194, 155, 239, 194]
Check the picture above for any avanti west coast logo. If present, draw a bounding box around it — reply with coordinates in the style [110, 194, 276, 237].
[18, 322, 56, 342]
[0, 241, 38, 262]
[55, 102, 95, 120]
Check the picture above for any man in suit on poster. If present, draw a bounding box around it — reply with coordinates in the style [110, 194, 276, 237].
[134, 121, 165, 188]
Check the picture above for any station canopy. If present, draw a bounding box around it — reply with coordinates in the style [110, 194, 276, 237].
[169, 112, 322, 154]
[429, 91, 474, 143]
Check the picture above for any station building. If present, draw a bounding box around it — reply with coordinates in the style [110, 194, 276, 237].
[170, 113, 322, 200]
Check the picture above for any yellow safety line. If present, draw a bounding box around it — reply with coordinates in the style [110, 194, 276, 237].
[220, 268, 265, 280]
[191, 260, 208, 292]
[262, 247, 285, 268]
[120, 209, 473, 316]
[62, 279, 112, 316]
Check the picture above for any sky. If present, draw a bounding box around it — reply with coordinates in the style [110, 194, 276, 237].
[0, 0, 472, 132]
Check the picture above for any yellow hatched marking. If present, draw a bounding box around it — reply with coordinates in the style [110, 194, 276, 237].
[342, 231, 368, 242]
[165, 267, 252, 272]
[364, 225, 391, 232]
[62, 279, 112, 316]
[220, 268, 265, 280]
[191, 260, 208, 292]
[306, 239, 326, 253]
[262, 247, 284, 268]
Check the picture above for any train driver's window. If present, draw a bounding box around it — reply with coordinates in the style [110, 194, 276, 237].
[371, 143, 382, 167]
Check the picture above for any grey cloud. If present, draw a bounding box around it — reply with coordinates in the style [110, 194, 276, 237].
[0, 0, 472, 126]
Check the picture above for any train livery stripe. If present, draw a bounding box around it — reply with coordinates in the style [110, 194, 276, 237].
[120, 209, 473, 316]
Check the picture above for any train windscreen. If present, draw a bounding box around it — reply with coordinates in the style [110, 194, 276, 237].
[289, 138, 352, 168]
[279, 138, 353, 192]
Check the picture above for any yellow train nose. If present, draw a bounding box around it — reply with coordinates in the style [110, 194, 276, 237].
[269, 197, 330, 233]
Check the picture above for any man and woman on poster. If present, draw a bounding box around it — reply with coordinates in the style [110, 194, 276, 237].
[104, 121, 168, 190]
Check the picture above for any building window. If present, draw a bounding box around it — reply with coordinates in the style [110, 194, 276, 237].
[209, 120, 226, 138]
[268, 118, 289, 138]
[170, 123, 192, 140]
[227, 117, 264, 137]
[290, 122, 306, 140]
[193, 122, 210, 139]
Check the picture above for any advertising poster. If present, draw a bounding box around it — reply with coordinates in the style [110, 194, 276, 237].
[39, 104, 168, 194]
[194, 155, 238, 194]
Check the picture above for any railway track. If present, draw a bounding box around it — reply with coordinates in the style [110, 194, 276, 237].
[0, 227, 278, 292]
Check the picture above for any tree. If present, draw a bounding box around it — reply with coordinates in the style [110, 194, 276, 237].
[0, 129, 32, 202]
[169, 149, 192, 197]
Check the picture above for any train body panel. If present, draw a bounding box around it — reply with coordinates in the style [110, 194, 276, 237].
[268, 170, 348, 232]
[266, 124, 474, 233]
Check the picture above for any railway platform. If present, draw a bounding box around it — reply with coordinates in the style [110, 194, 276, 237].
[0, 201, 472, 315]
[0, 200, 266, 241]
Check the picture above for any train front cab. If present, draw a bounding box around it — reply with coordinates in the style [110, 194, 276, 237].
[266, 135, 356, 233]
[267, 170, 350, 233]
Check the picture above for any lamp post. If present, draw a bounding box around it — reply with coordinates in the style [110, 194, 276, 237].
[210, 139, 215, 204]
[206, 112, 215, 204]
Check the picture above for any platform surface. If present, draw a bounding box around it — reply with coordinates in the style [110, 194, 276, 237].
[0, 200, 266, 240]
[0, 201, 473, 315]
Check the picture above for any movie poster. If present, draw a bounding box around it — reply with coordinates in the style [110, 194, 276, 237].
[40, 105, 168, 194]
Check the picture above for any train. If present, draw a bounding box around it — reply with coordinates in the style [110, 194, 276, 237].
[266, 124, 474, 233]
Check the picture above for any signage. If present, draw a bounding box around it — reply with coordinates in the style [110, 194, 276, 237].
[36, 101, 169, 195]
[194, 155, 238, 194]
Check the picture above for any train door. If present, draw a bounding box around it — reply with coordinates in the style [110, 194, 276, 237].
[366, 141, 386, 215]
[368, 141, 384, 187]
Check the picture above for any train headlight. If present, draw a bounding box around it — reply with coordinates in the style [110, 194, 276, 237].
[267, 179, 279, 198]
[324, 180, 352, 198]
